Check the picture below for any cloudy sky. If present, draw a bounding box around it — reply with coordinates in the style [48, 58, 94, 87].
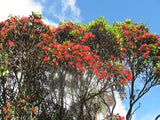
[0, 0, 160, 120]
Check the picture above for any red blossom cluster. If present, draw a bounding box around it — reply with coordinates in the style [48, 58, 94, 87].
[38, 23, 132, 82]
[116, 21, 160, 62]
[105, 113, 125, 120]
[82, 32, 95, 43]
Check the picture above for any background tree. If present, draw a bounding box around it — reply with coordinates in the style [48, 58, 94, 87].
[0, 12, 55, 119]
[113, 19, 160, 120]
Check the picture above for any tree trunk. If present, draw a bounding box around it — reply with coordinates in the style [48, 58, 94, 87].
[58, 72, 65, 120]
[126, 107, 132, 120]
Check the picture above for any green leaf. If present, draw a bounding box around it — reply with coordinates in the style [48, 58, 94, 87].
[2, 70, 9, 76]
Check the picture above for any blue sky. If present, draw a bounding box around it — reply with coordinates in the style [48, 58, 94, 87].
[0, 0, 160, 119]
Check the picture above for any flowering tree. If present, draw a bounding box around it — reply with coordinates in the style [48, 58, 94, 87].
[38, 17, 130, 120]
[0, 12, 51, 119]
[0, 13, 159, 120]
[113, 19, 160, 120]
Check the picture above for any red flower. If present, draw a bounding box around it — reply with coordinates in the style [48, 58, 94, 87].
[30, 108, 34, 111]
[52, 59, 58, 65]
[76, 62, 81, 68]
[124, 69, 128, 74]
[157, 68, 160, 71]
[154, 43, 158, 46]
[114, 67, 118, 70]
[88, 61, 93, 66]
[99, 74, 103, 78]
[73, 50, 77, 54]
[157, 56, 160, 59]
[95, 70, 99, 76]
[79, 27, 84, 31]
[69, 61, 74, 65]
[101, 68, 104, 71]
[47, 36, 52, 39]
[127, 77, 132, 81]
[120, 79, 125, 83]
[40, 33, 44, 36]
[82, 39, 86, 42]
[6, 100, 8, 103]
[27, 96, 31, 99]
[94, 54, 99, 59]
[110, 54, 114, 58]
[116, 38, 120, 42]
[124, 77, 127, 82]
[119, 70, 123, 75]
[58, 53, 63, 59]
[53, 51, 57, 55]
[42, 46, 49, 51]
[78, 52, 83, 56]
[65, 53, 72, 59]
[122, 47, 126, 51]
[22, 17, 29, 21]
[37, 42, 42, 47]
[6, 104, 10, 107]
[107, 74, 111, 78]
[138, 44, 148, 51]
[142, 51, 149, 58]
[127, 42, 133, 45]
[120, 116, 125, 120]
[84, 55, 89, 61]
[76, 57, 82, 61]
[80, 66, 85, 72]
[106, 62, 111, 65]
[19, 99, 23, 103]
[8, 40, 14, 46]
[44, 55, 49, 62]
[111, 73, 114, 76]
[99, 27, 103, 30]
[59, 25, 66, 29]
[3, 107, 6, 112]
[128, 71, 133, 78]
[125, 35, 129, 39]
[84, 32, 95, 38]
[5, 114, 10, 118]
[102, 71, 106, 77]
[30, 108, 35, 114]
[93, 66, 97, 71]
[107, 66, 110, 68]
[99, 61, 103, 65]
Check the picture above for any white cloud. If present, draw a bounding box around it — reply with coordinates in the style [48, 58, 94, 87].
[42, 17, 58, 27]
[0, 0, 58, 26]
[0, 0, 82, 25]
[114, 92, 127, 117]
[96, 92, 127, 120]
[48, 0, 81, 22]
[61, 0, 81, 22]
[0, 0, 42, 21]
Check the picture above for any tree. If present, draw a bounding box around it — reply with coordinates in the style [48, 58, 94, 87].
[0, 13, 159, 120]
[39, 17, 130, 120]
[0, 12, 52, 119]
[113, 19, 160, 120]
